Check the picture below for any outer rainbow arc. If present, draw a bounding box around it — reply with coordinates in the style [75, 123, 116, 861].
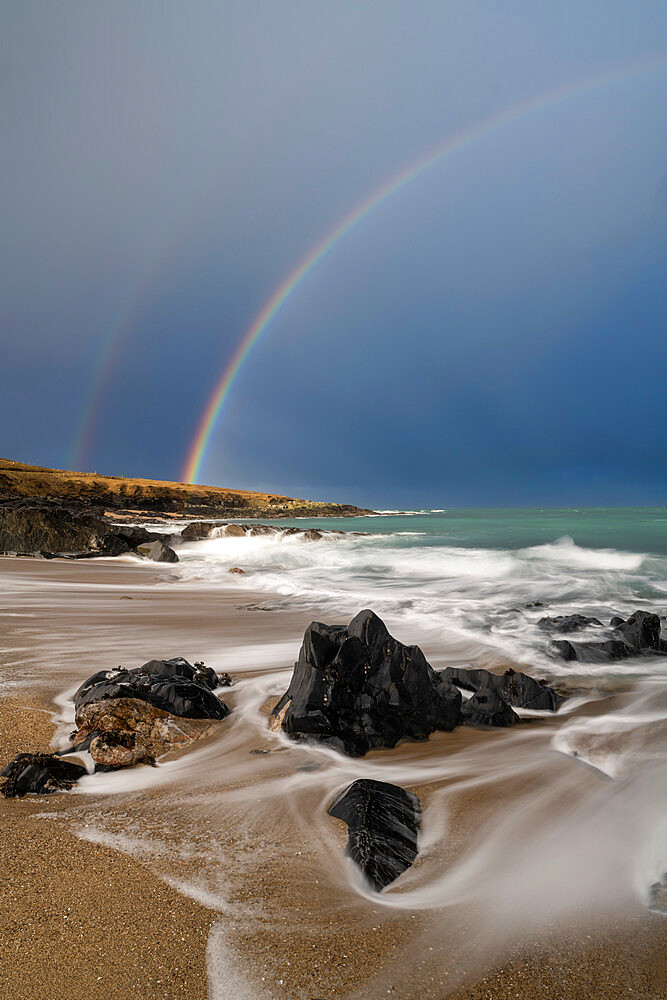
[182, 54, 666, 485]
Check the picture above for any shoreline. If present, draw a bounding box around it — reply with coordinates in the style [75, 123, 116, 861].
[1, 556, 665, 999]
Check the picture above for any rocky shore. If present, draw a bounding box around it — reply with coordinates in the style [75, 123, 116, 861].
[1, 555, 665, 1000]
[0, 496, 362, 562]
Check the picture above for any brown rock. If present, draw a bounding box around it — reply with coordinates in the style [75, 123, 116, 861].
[220, 524, 247, 537]
[72, 697, 215, 769]
[180, 521, 219, 540]
[136, 539, 179, 563]
[229, 566, 244, 574]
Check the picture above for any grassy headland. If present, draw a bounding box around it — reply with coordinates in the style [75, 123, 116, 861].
[0, 459, 373, 520]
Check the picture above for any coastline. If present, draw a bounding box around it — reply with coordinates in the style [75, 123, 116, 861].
[1, 556, 665, 999]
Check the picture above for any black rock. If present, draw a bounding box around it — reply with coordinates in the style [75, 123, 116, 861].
[328, 778, 421, 891]
[537, 614, 603, 633]
[458, 687, 519, 727]
[193, 661, 220, 689]
[550, 637, 633, 663]
[136, 539, 179, 563]
[1, 753, 87, 797]
[73, 656, 229, 722]
[548, 609, 666, 663]
[613, 610, 663, 651]
[272, 610, 461, 756]
[440, 665, 564, 712]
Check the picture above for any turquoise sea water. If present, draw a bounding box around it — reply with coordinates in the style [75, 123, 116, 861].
[260, 507, 667, 556]
[174, 506, 667, 678]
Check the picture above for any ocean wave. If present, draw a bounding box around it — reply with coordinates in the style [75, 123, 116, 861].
[519, 535, 646, 571]
[169, 521, 666, 686]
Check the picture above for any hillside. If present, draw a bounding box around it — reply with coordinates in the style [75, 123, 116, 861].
[0, 459, 373, 519]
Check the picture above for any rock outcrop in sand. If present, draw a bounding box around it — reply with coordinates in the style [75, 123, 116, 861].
[440, 665, 564, 712]
[135, 539, 179, 563]
[70, 697, 216, 770]
[328, 778, 421, 891]
[1, 753, 87, 798]
[73, 657, 229, 721]
[272, 609, 462, 756]
[1, 657, 230, 795]
[273, 611, 568, 754]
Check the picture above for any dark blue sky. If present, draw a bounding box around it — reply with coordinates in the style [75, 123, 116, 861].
[2, 2, 666, 507]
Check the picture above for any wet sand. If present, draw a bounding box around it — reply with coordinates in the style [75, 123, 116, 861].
[0, 557, 665, 999]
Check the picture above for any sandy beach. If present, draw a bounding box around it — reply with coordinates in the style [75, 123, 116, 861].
[1, 556, 665, 1000]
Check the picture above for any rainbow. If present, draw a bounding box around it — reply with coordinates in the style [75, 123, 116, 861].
[85, 56, 667, 485]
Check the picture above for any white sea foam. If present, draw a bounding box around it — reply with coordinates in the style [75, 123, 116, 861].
[520, 535, 646, 572]
[207, 921, 270, 1000]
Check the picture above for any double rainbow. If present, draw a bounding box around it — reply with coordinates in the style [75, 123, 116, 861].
[67, 55, 666, 482]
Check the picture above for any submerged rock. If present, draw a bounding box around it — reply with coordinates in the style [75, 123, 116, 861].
[1, 753, 87, 797]
[179, 520, 347, 544]
[613, 610, 664, 651]
[440, 665, 564, 712]
[136, 539, 179, 563]
[550, 637, 633, 663]
[328, 778, 421, 891]
[272, 610, 461, 756]
[549, 610, 666, 663]
[537, 614, 603, 633]
[302, 529, 323, 541]
[73, 656, 230, 722]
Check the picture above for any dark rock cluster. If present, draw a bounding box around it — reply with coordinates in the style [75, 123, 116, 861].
[328, 778, 421, 891]
[179, 520, 346, 543]
[272, 610, 567, 754]
[548, 610, 666, 663]
[440, 665, 564, 713]
[0, 498, 179, 562]
[0, 499, 367, 563]
[272, 610, 462, 756]
[1, 657, 230, 797]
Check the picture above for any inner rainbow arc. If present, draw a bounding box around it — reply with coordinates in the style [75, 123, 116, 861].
[182, 54, 666, 485]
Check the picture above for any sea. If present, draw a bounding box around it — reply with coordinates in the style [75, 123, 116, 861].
[173, 506, 667, 684]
